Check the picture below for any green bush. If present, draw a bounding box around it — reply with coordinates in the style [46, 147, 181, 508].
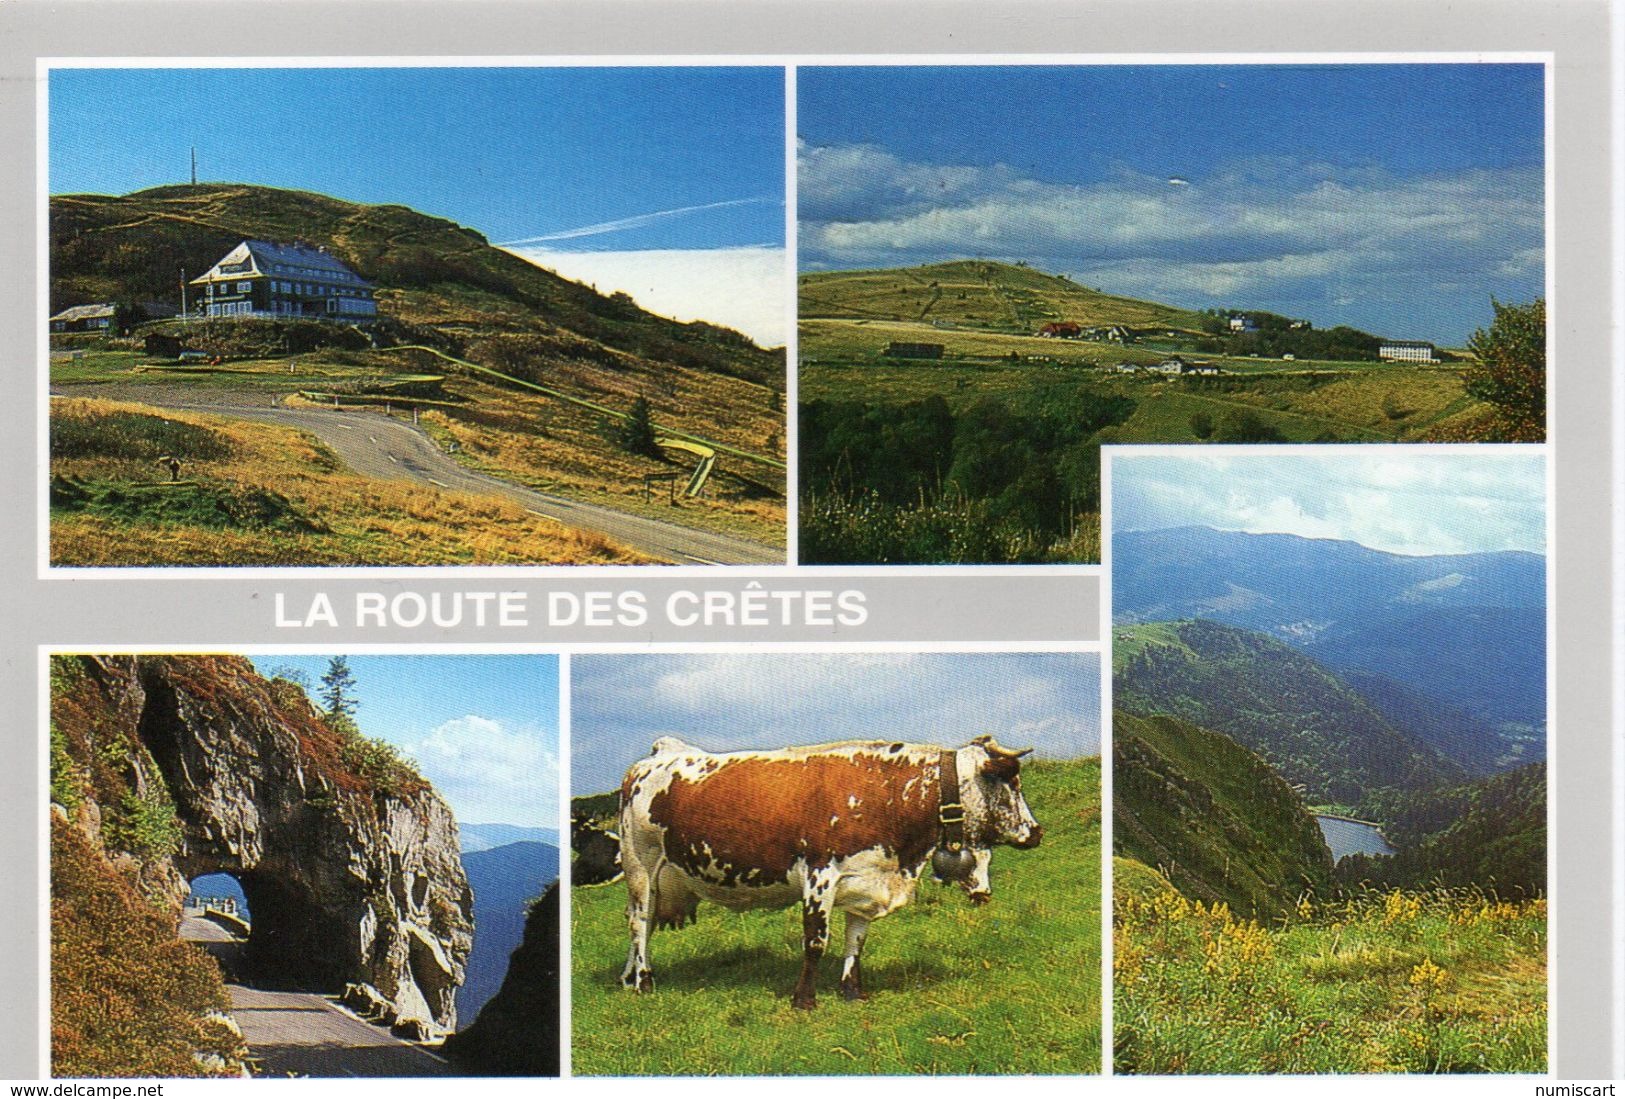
[51, 409, 230, 462]
[104, 789, 181, 860]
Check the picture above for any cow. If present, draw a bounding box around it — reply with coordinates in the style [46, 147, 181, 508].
[571, 812, 623, 886]
[617, 734, 1041, 1009]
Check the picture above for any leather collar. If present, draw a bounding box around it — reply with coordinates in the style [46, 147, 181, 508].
[938, 748, 966, 852]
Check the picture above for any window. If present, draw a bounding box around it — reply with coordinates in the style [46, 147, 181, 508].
[237, 281, 252, 294]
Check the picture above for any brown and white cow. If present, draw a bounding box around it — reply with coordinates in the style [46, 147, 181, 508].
[617, 734, 1041, 1008]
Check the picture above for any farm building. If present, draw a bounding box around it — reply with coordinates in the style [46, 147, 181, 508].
[1378, 340, 1438, 363]
[1229, 314, 1259, 333]
[1153, 356, 1220, 376]
[1084, 325, 1133, 343]
[49, 302, 117, 333]
[190, 240, 377, 320]
[883, 341, 945, 360]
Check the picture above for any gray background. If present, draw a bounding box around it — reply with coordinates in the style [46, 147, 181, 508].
[0, 0, 1614, 1079]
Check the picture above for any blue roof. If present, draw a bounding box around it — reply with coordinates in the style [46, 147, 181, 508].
[243, 241, 372, 285]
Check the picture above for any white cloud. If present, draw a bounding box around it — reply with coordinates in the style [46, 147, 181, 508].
[1112, 449, 1546, 557]
[572, 653, 1100, 795]
[501, 197, 774, 245]
[508, 245, 786, 348]
[799, 142, 1543, 340]
[401, 715, 559, 828]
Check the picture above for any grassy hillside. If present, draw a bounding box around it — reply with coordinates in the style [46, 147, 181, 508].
[1114, 620, 1463, 812]
[800, 261, 1206, 333]
[1113, 712, 1332, 919]
[53, 184, 782, 378]
[51, 815, 247, 1078]
[1114, 878, 1545, 1073]
[797, 259, 1496, 565]
[571, 758, 1100, 1075]
[50, 398, 650, 566]
[50, 185, 786, 559]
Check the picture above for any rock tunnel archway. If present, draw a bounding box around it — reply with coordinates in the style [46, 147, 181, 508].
[124, 657, 473, 1032]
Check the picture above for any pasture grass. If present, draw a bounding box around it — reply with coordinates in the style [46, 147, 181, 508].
[1114, 881, 1546, 1074]
[800, 358, 1476, 446]
[49, 398, 651, 565]
[571, 759, 1101, 1076]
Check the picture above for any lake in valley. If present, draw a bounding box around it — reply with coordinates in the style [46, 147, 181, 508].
[1316, 815, 1396, 861]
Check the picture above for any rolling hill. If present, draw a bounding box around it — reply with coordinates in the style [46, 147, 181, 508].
[459, 823, 561, 855]
[1114, 619, 1464, 811]
[52, 184, 782, 384]
[1113, 711, 1333, 919]
[800, 259, 1206, 333]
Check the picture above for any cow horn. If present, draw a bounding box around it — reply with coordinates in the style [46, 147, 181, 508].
[972, 734, 1033, 759]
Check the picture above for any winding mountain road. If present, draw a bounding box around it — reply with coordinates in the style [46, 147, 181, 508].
[58, 384, 782, 564]
[179, 914, 453, 1078]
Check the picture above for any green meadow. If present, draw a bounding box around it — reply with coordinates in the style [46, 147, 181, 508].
[571, 759, 1101, 1076]
[1114, 867, 1546, 1074]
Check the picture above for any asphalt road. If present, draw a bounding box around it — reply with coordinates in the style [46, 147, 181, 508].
[179, 914, 454, 1078]
[62, 384, 783, 565]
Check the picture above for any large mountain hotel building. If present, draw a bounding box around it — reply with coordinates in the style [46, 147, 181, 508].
[190, 240, 378, 320]
[1377, 339, 1439, 363]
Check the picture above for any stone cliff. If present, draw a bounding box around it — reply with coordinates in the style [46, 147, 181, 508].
[51, 655, 474, 1045]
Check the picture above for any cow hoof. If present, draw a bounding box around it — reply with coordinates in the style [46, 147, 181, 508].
[840, 984, 869, 1002]
[637, 971, 653, 994]
[792, 994, 817, 1011]
[968, 891, 991, 907]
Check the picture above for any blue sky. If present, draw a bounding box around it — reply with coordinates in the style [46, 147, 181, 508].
[799, 64, 1544, 344]
[571, 653, 1100, 795]
[50, 66, 788, 343]
[248, 654, 559, 829]
[1111, 448, 1546, 557]
[51, 66, 784, 249]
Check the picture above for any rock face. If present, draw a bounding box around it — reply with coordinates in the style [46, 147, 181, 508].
[54, 655, 473, 1033]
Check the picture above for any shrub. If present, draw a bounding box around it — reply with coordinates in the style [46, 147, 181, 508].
[104, 788, 182, 860]
[52, 817, 242, 1077]
[51, 409, 230, 462]
[618, 397, 661, 459]
[1463, 298, 1545, 442]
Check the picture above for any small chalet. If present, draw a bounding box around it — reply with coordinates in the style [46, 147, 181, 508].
[50, 302, 118, 333]
[1229, 314, 1258, 333]
[190, 241, 377, 320]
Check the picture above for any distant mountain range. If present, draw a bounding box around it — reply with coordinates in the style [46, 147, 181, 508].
[1115, 619, 1464, 813]
[1113, 526, 1546, 740]
[458, 839, 559, 1024]
[460, 823, 561, 854]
